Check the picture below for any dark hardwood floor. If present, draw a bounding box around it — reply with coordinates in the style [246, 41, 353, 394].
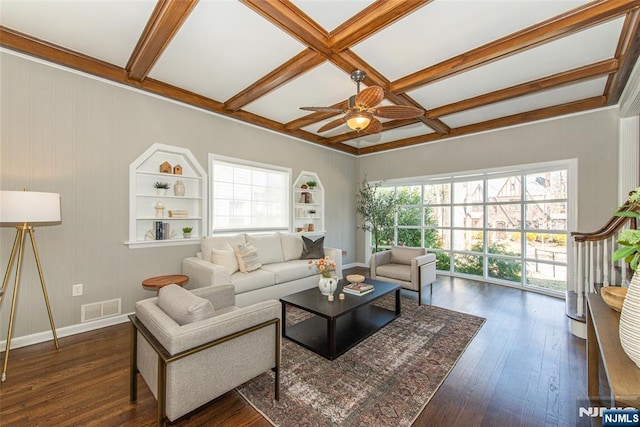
[0, 268, 587, 426]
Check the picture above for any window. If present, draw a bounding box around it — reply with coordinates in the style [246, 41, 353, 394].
[368, 161, 574, 296]
[209, 155, 290, 232]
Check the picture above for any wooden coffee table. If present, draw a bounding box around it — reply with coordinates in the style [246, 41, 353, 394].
[280, 279, 400, 360]
[142, 274, 189, 293]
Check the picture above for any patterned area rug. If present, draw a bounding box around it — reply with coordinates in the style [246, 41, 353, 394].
[236, 296, 485, 426]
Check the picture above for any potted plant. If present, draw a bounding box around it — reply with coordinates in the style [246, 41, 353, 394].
[308, 209, 316, 217]
[356, 177, 397, 253]
[182, 226, 193, 239]
[611, 187, 640, 368]
[153, 181, 171, 195]
[306, 180, 317, 189]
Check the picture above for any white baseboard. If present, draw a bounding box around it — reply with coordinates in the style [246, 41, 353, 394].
[1, 263, 371, 351]
[342, 262, 369, 269]
[0, 312, 133, 351]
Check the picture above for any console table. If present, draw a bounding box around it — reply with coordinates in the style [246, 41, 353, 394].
[586, 293, 640, 414]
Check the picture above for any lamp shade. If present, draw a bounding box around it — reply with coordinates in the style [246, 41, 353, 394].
[0, 191, 61, 224]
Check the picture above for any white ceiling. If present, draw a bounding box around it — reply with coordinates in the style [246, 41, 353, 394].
[0, 0, 638, 154]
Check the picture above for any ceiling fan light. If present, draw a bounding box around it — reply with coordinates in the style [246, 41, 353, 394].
[346, 111, 372, 131]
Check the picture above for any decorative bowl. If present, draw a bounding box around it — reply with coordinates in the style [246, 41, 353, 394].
[601, 287, 628, 312]
[346, 274, 365, 284]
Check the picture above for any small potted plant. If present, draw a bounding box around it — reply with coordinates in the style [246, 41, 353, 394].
[153, 181, 171, 195]
[182, 226, 193, 239]
[308, 209, 317, 218]
[306, 180, 317, 189]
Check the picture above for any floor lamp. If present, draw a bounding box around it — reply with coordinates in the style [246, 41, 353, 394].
[0, 190, 61, 382]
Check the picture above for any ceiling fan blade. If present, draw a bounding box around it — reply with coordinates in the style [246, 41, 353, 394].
[354, 86, 384, 108]
[317, 117, 346, 132]
[364, 117, 383, 134]
[374, 105, 425, 119]
[300, 106, 346, 113]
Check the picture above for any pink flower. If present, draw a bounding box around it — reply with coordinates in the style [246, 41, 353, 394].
[309, 256, 337, 278]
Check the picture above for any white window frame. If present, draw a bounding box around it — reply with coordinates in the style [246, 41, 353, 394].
[369, 159, 577, 297]
[208, 154, 291, 233]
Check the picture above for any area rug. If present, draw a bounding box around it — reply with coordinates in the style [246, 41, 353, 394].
[236, 296, 485, 426]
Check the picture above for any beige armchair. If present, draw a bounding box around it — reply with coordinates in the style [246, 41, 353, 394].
[370, 246, 437, 306]
[129, 284, 280, 425]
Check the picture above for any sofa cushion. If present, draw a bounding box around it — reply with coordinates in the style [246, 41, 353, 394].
[261, 260, 315, 284]
[391, 246, 425, 265]
[246, 233, 285, 265]
[231, 268, 276, 294]
[201, 234, 246, 263]
[157, 284, 216, 326]
[301, 236, 325, 259]
[235, 243, 262, 273]
[376, 263, 412, 282]
[279, 232, 303, 261]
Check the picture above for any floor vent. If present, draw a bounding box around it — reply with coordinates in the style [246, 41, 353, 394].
[81, 298, 122, 323]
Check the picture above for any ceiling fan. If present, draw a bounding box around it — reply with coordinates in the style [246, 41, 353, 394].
[300, 70, 425, 134]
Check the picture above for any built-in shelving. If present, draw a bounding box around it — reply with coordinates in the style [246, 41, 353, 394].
[126, 143, 207, 248]
[292, 171, 324, 237]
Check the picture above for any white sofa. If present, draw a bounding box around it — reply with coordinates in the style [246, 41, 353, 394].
[183, 232, 342, 306]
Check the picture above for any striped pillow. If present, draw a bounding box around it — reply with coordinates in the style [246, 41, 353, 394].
[235, 243, 262, 273]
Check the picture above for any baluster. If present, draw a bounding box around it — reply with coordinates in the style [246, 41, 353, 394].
[576, 241, 584, 318]
[603, 237, 610, 287]
[585, 241, 596, 293]
[595, 241, 602, 286]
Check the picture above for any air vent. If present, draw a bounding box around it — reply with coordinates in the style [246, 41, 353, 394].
[81, 298, 122, 323]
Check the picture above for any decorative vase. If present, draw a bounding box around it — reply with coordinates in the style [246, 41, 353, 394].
[174, 180, 185, 197]
[318, 276, 338, 296]
[619, 272, 640, 368]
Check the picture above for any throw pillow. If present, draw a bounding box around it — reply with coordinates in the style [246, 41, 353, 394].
[235, 243, 262, 273]
[300, 236, 325, 259]
[157, 284, 216, 326]
[201, 233, 246, 263]
[211, 242, 238, 275]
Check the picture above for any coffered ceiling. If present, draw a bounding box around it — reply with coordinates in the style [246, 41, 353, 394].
[1, 0, 639, 156]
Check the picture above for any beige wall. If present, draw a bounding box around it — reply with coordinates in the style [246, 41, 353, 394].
[356, 108, 620, 263]
[0, 50, 623, 343]
[0, 52, 356, 341]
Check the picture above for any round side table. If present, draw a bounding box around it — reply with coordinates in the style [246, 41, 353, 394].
[142, 274, 189, 294]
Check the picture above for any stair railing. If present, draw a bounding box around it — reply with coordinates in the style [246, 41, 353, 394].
[569, 195, 638, 324]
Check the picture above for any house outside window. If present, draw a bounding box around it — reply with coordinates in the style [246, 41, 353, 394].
[368, 161, 573, 296]
[209, 155, 291, 233]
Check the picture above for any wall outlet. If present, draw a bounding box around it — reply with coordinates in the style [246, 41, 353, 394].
[72, 283, 83, 297]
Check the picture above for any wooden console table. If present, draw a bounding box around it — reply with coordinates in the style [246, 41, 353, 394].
[586, 293, 640, 414]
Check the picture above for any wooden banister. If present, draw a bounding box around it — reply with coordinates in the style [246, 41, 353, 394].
[571, 197, 638, 242]
[567, 191, 638, 337]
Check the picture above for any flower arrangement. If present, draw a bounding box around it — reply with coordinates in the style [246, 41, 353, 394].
[612, 188, 640, 271]
[308, 256, 337, 278]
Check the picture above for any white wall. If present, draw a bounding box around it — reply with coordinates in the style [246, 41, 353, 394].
[0, 52, 357, 342]
[356, 108, 620, 263]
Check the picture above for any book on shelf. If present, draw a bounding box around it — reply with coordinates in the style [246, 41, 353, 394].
[343, 282, 374, 296]
[168, 210, 189, 218]
[154, 221, 171, 240]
